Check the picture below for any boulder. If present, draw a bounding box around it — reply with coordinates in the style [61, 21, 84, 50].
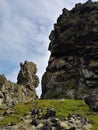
[84, 95, 98, 111]
[44, 108, 56, 119]
[43, 121, 52, 130]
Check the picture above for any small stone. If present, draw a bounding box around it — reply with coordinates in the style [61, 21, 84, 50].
[57, 121, 69, 129]
[43, 121, 52, 130]
[84, 95, 98, 112]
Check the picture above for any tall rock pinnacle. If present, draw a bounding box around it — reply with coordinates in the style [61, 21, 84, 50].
[17, 60, 39, 100]
[41, 1, 98, 99]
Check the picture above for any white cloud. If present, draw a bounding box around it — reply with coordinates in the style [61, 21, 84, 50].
[0, 0, 96, 97]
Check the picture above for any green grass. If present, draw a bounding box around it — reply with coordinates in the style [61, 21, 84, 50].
[0, 99, 98, 129]
[0, 116, 20, 125]
[0, 101, 33, 125]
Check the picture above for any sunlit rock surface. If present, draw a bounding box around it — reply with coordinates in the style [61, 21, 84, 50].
[0, 61, 39, 106]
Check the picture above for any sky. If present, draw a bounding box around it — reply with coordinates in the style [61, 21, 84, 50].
[0, 0, 97, 97]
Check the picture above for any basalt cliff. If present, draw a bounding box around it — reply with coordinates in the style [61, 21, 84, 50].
[0, 61, 39, 106]
[41, 1, 98, 99]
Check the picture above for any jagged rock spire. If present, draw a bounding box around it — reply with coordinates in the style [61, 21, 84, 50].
[41, 1, 98, 99]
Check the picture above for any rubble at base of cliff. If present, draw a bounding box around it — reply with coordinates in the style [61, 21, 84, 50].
[0, 108, 92, 130]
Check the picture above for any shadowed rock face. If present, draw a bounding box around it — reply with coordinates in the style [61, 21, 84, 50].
[0, 61, 39, 106]
[41, 1, 98, 99]
[84, 94, 98, 111]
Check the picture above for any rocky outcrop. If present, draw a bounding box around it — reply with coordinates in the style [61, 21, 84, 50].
[0, 74, 22, 106]
[41, 1, 98, 99]
[0, 61, 39, 106]
[17, 61, 39, 101]
[0, 109, 92, 130]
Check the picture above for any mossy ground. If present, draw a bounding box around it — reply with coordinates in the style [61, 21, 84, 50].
[0, 99, 98, 129]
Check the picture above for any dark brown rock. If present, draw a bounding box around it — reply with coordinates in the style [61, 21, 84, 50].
[44, 108, 56, 119]
[84, 95, 98, 111]
[41, 1, 98, 99]
[43, 121, 52, 130]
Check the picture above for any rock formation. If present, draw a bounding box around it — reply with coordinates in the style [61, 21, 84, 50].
[0, 61, 39, 106]
[17, 61, 39, 101]
[41, 1, 98, 99]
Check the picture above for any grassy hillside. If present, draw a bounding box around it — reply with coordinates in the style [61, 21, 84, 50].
[0, 99, 98, 130]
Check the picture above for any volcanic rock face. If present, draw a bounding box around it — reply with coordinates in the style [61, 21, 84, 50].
[41, 1, 98, 99]
[0, 61, 39, 106]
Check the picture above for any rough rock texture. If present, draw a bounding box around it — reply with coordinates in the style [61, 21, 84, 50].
[17, 61, 39, 101]
[0, 109, 92, 130]
[0, 61, 39, 106]
[84, 94, 98, 111]
[41, 1, 98, 99]
[0, 75, 21, 106]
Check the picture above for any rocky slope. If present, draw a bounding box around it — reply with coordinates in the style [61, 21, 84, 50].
[0, 111, 92, 130]
[0, 61, 39, 106]
[41, 1, 98, 99]
[0, 99, 94, 130]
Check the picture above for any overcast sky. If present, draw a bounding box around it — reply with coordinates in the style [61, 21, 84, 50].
[0, 0, 97, 97]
